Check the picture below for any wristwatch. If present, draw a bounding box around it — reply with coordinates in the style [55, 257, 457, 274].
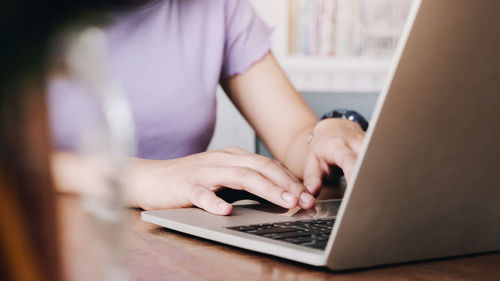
[320, 109, 369, 132]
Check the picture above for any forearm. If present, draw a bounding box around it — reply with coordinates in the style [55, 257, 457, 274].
[51, 151, 145, 207]
[281, 124, 315, 179]
[221, 52, 317, 179]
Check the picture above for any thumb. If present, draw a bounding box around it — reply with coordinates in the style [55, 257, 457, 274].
[190, 187, 233, 216]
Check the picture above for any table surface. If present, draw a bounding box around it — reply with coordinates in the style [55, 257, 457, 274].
[58, 186, 500, 281]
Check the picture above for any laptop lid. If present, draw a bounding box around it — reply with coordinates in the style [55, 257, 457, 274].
[326, 0, 500, 270]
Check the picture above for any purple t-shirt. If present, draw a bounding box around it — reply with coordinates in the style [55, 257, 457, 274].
[48, 0, 272, 160]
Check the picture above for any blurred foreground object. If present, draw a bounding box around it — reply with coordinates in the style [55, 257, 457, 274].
[0, 79, 61, 281]
[56, 25, 136, 281]
[0, 1, 68, 279]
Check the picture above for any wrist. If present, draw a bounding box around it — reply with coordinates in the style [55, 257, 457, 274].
[124, 158, 162, 208]
[308, 109, 368, 144]
[282, 123, 316, 179]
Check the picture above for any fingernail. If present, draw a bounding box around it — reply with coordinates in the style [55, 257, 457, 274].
[282, 191, 296, 203]
[300, 192, 314, 204]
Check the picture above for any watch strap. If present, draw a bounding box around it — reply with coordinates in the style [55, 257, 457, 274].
[320, 109, 369, 131]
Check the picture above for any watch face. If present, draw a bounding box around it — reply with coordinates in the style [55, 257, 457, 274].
[347, 111, 369, 131]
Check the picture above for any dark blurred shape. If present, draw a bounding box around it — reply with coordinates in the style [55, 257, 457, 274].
[1, 0, 147, 102]
[0, 0, 148, 280]
[0, 80, 60, 281]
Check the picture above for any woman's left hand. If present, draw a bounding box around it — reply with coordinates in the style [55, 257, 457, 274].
[303, 118, 366, 196]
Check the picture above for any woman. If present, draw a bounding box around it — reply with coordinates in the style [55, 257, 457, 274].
[50, 0, 365, 215]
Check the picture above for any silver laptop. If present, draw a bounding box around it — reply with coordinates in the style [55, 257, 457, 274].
[142, 0, 500, 270]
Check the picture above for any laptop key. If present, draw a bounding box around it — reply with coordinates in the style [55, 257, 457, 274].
[284, 236, 314, 244]
[283, 238, 301, 244]
[227, 226, 258, 232]
[294, 219, 316, 224]
[255, 223, 274, 228]
[311, 234, 329, 241]
[271, 230, 316, 239]
[249, 227, 300, 235]
[274, 221, 295, 226]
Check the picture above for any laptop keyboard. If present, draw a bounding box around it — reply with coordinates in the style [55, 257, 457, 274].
[227, 217, 335, 250]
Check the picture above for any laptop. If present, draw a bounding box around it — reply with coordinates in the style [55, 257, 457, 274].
[142, 0, 500, 270]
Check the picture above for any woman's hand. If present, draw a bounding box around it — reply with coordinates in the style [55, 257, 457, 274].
[220, 52, 366, 195]
[303, 119, 365, 196]
[130, 147, 316, 215]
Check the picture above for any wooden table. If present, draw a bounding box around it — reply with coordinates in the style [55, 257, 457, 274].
[58, 187, 500, 281]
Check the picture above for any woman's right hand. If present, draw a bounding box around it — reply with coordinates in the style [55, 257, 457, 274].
[129, 147, 316, 215]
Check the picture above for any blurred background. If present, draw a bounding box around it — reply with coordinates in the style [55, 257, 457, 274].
[209, 0, 414, 156]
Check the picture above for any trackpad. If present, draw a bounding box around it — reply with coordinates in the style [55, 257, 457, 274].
[240, 199, 341, 219]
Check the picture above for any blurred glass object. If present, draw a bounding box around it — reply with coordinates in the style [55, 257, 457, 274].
[62, 26, 136, 281]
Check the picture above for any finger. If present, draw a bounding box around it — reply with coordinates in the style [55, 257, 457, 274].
[245, 155, 317, 209]
[319, 139, 358, 183]
[338, 152, 357, 183]
[229, 152, 299, 188]
[211, 148, 297, 189]
[274, 159, 297, 183]
[222, 153, 315, 208]
[205, 166, 300, 209]
[222, 146, 248, 154]
[303, 153, 323, 197]
[189, 186, 233, 216]
[275, 160, 317, 209]
[347, 134, 364, 155]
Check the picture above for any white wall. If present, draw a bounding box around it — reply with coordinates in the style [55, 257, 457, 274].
[250, 0, 288, 57]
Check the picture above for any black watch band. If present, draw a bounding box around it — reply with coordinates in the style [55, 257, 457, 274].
[320, 109, 369, 131]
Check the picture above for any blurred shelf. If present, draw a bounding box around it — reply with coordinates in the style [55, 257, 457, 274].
[277, 56, 392, 93]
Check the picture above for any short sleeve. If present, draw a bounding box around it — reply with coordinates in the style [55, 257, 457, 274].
[220, 0, 273, 79]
